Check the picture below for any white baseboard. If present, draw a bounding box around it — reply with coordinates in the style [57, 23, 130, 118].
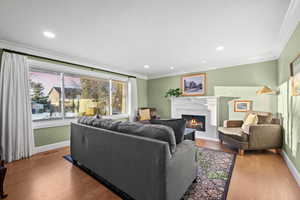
[281, 150, 300, 187]
[196, 136, 220, 142]
[34, 140, 70, 154]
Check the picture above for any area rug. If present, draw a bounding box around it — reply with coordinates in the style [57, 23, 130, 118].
[182, 147, 236, 200]
[64, 147, 236, 200]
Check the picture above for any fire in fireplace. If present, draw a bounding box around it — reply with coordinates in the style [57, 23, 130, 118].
[182, 114, 206, 131]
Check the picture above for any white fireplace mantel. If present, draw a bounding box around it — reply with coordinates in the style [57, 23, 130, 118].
[171, 96, 219, 141]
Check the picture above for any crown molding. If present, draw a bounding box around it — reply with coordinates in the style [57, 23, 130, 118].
[0, 40, 148, 80]
[2, 0, 298, 82]
[274, 0, 300, 57]
[148, 56, 277, 80]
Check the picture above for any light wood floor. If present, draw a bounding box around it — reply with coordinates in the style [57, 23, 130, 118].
[5, 139, 300, 200]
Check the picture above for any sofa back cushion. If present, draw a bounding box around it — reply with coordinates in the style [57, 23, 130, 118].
[92, 119, 122, 131]
[150, 119, 186, 144]
[78, 117, 122, 131]
[78, 116, 95, 125]
[117, 122, 176, 154]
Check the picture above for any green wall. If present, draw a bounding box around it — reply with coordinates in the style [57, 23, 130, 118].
[34, 126, 70, 146]
[137, 78, 148, 107]
[277, 22, 300, 174]
[148, 60, 278, 118]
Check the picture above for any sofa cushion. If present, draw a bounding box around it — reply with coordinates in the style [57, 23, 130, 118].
[117, 122, 176, 154]
[86, 117, 96, 125]
[218, 127, 248, 142]
[92, 119, 122, 131]
[150, 119, 186, 144]
[78, 116, 93, 124]
[92, 118, 111, 127]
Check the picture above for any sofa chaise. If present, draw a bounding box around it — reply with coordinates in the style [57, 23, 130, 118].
[71, 119, 197, 200]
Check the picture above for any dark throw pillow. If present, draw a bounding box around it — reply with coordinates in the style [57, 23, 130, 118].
[150, 119, 186, 144]
[117, 122, 176, 154]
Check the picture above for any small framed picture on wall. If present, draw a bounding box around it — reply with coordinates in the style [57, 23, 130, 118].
[234, 100, 252, 112]
[181, 73, 206, 96]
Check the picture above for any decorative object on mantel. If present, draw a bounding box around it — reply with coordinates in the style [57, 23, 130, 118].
[181, 73, 206, 96]
[164, 88, 182, 98]
[256, 86, 277, 95]
[290, 53, 300, 96]
[234, 100, 252, 112]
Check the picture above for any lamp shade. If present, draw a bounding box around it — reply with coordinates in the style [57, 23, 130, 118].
[256, 86, 276, 95]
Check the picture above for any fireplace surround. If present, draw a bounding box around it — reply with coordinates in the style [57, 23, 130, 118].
[171, 96, 219, 140]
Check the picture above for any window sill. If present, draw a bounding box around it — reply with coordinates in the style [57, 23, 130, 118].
[102, 114, 129, 120]
[33, 119, 77, 129]
[32, 114, 129, 129]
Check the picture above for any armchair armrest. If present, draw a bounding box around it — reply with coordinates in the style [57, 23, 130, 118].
[248, 124, 282, 150]
[223, 120, 243, 128]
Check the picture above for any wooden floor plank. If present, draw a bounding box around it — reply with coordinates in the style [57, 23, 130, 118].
[4, 139, 300, 200]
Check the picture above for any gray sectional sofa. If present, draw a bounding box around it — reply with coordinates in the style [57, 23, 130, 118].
[71, 119, 197, 200]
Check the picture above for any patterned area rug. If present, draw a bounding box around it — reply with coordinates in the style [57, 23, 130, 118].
[64, 147, 236, 200]
[183, 147, 236, 200]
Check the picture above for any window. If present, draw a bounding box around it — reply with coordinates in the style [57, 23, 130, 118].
[29, 67, 128, 121]
[63, 74, 110, 117]
[112, 80, 127, 115]
[30, 70, 62, 120]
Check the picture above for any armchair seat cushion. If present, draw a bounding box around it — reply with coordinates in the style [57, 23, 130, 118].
[218, 127, 248, 142]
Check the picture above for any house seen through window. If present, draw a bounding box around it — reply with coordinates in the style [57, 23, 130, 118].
[30, 69, 128, 121]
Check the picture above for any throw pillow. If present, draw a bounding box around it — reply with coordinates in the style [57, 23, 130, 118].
[257, 113, 273, 124]
[242, 113, 258, 134]
[139, 109, 151, 121]
[150, 119, 186, 144]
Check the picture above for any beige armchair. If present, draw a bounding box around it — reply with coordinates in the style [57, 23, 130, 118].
[218, 111, 283, 155]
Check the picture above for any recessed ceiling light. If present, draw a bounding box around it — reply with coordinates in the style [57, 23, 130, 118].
[201, 60, 207, 64]
[170, 66, 174, 70]
[43, 31, 55, 39]
[144, 65, 150, 69]
[216, 46, 224, 51]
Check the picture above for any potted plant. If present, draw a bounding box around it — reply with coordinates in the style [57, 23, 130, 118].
[165, 88, 182, 99]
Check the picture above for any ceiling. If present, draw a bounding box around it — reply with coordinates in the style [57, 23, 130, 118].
[0, 0, 292, 79]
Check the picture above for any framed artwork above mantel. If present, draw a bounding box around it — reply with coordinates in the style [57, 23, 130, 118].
[181, 73, 206, 96]
[290, 53, 300, 96]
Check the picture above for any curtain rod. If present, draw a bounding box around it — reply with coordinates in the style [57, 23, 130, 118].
[2, 48, 136, 78]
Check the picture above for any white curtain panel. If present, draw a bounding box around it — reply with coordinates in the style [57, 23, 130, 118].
[0, 52, 34, 162]
[128, 77, 138, 122]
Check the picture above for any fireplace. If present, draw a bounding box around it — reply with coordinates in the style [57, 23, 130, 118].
[182, 114, 206, 131]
